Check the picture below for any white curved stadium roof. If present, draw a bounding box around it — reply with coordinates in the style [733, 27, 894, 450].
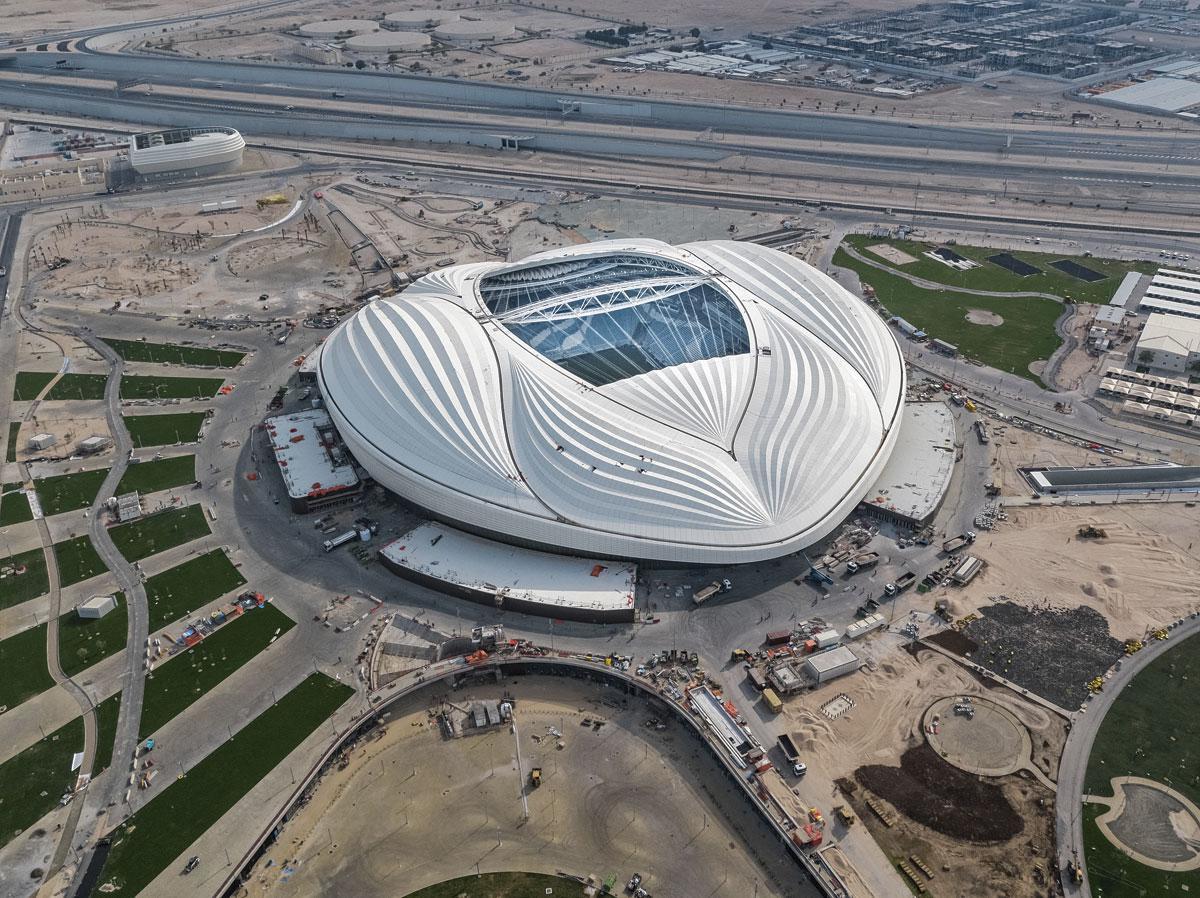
[318, 239, 905, 563]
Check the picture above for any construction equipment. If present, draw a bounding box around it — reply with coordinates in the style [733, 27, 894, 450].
[834, 805, 856, 827]
[942, 531, 977, 553]
[730, 648, 751, 663]
[529, 767, 542, 788]
[1077, 525, 1107, 539]
[693, 581, 721, 605]
[845, 551, 879, 574]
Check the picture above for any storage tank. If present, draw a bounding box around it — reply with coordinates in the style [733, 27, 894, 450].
[433, 18, 517, 41]
[384, 9, 458, 29]
[299, 19, 379, 38]
[346, 30, 431, 51]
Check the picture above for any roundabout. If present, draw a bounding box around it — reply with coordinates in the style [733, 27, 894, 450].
[923, 695, 1031, 778]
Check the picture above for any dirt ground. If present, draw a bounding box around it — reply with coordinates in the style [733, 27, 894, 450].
[906, 503, 1200, 643]
[774, 640, 1062, 898]
[244, 676, 806, 898]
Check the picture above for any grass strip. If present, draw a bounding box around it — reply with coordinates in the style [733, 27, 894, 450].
[119, 375, 224, 401]
[0, 716, 84, 850]
[53, 535, 107, 588]
[145, 549, 246, 630]
[123, 412, 207, 448]
[59, 592, 128, 679]
[0, 622, 55, 709]
[0, 548, 50, 610]
[101, 338, 245, 369]
[116, 455, 196, 496]
[109, 505, 210, 562]
[35, 468, 110, 517]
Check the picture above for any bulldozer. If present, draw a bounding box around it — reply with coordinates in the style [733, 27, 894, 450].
[1077, 525, 1107, 539]
[529, 767, 542, 788]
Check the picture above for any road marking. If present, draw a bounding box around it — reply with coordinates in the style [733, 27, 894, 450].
[1062, 176, 1194, 187]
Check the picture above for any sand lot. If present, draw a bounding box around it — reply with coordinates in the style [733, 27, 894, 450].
[903, 503, 1200, 641]
[245, 676, 807, 898]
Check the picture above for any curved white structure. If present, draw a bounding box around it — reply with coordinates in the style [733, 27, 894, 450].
[128, 127, 245, 175]
[383, 9, 458, 29]
[319, 239, 905, 563]
[298, 19, 378, 38]
[346, 30, 431, 51]
[433, 19, 517, 41]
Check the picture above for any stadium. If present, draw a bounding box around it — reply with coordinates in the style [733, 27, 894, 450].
[127, 126, 245, 176]
[318, 239, 905, 564]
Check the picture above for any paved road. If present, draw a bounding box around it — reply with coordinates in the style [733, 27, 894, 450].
[1055, 614, 1200, 897]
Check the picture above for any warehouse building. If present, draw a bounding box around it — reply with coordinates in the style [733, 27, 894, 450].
[1135, 313, 1200, 374]
[804, 645, 860, 684]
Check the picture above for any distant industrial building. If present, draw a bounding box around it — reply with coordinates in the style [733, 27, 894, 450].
[1139, 268, 1200, 321]
[1136, 313, 1200, 374]
[128, 127, 245, 177]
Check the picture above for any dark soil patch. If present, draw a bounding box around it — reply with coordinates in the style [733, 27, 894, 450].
[962, 602, 1122, 710]
[988, 253, 1041, 276]
[854, 743, 1023, 843]
[1050, 259, 1106, 282]
[926, 628, 979, 656]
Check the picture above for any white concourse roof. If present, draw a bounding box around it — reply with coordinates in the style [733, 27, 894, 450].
[319, 238, 905, 563]
[380, 522, 637, 615]
[264, 409, 359, 501]
[860, 401, 955, 523]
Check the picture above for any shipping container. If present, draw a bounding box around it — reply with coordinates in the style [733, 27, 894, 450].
[762, 688, 783, 714]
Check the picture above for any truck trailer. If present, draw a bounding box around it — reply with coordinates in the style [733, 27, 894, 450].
[845, 552, 879, 574]
[693, 581, 722, 605]
[323, 529, 359, 552]
[761, 688, 783, 714]
[942, 531, 977, 553]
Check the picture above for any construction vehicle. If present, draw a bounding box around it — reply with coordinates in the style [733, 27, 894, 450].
[730, 648, 751, 663]
[845, 551, 879, 574]
[323, 529, 359, 552]
[1077, 525, 1107, 539]
[762, 687, 784, 714]
[835, 805, 856, 827]
[964, 398, 977, 412]
[883, 571, 917, 596]
[942, 531, 977, 553]
[778, 733, 802, 762]
[529, 767, 542, 788]
[183, 856, 200, 875]
[693, 581, 721, 605]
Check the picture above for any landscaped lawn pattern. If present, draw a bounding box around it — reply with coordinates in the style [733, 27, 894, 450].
[45, 373, 109, 401]
[0, 483, 33, 526]
[34, 468, 109, 516]
[109, 505, 210, 562]
[59, 592, 127, 678]
[833, 247, 1064, 384]
[119, 375, 225, 401]
[93, 691, 121, 773]
[123, 412, 207, 448]
[139, 602, 295, 737]
[116, 454, 196, 495]
[101, 338, 245, 369]
[6, 422, 19, 462]
[1082, 635, 1200, 894]
[100, 673, 352, 895]
[0, 548, 49, 610]
[0, 623, 55, 709]
[54, 536, 107, 588]
[845, 234, 1155, 305]
[404, 874, 586, 898]
[0, 716, 84, 849]
[145, 549, 247, 630]
[12, 372, 55, 402]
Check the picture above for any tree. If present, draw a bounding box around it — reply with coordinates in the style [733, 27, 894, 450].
[355, 59, 367, 69]
[1137, 349, 1155, 366]
[689, 27, 701, 37]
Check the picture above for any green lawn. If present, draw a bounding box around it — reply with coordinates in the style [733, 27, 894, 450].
[45, 373, 109, 401]
[0, 548, 50, 610]
[844, 234, 1155, 304]
[145, 549, 247, 630]
[0, 623, 55, 710]
[102, 337, 245, 369]
[99, 673, 352, 895]
[109, 505, 210, 562]
[6, 422, 19, 462]
[1082, 634, 1200, 894]
[54, 535, 107, 588]
[0, 716, 84, 850]
[12, 372, 55, 402]
[834, 247, 1064, 384]
[0, 483, 33, 526]
[140, 603, 294, 737]
[34, 467, 110, 516]
[403, 874, 587, 898]
[93, 691, 122, 774]
[123, 412, 208, 448]
[119, 375, 225, 401]
[59, 592, 127, 679]
[115, 455, 196, 496]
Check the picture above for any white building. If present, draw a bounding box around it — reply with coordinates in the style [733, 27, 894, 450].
[319, 238, 906, 563]
[1137, 313, 1200, 374]
[128, 127, 245, 176]
[1139, 267, 1200, 321]
[77, 595, 117, 619]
